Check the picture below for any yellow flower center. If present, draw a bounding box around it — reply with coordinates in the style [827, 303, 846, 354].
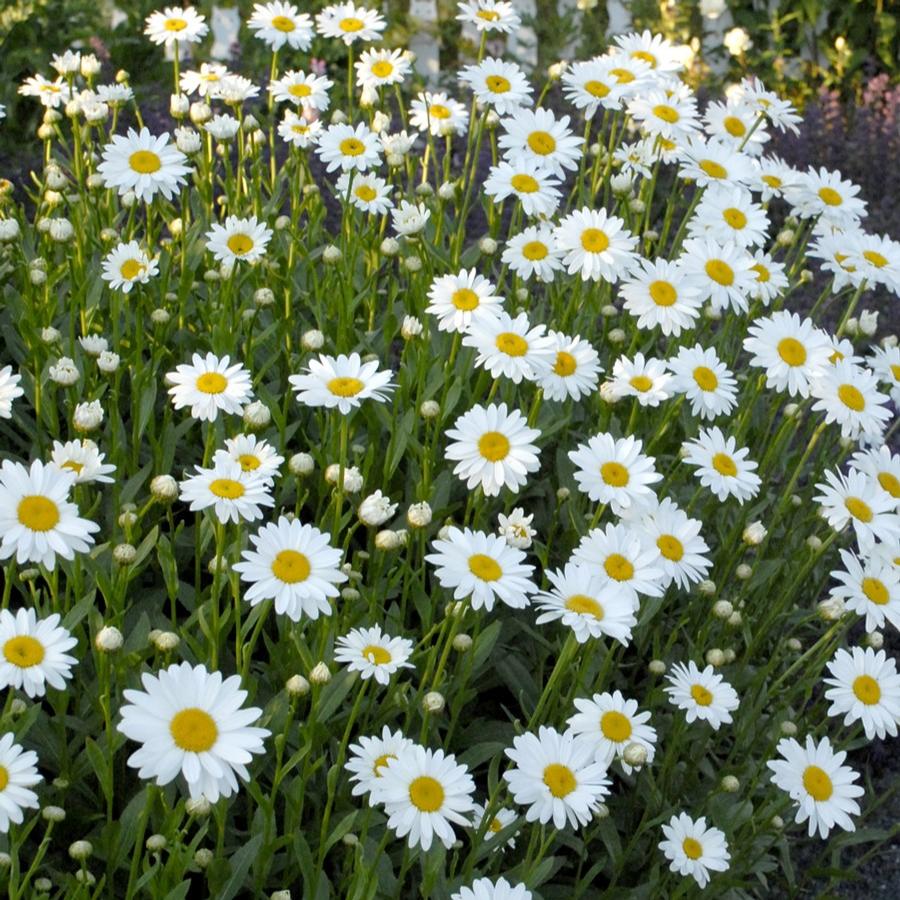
[699, 160, 728, 180]
[478, 431, 510, 462]
[837, 384, 865, 411]
[271, 549, 311, 584]
[510, 174, 540, 194]
[428, 104, 450, 120]
[712, 453, 737, 477]
[196, 372, 228, 394]
[339, 17, 364, 32]
[565, 594, 604, 618]
[355, 184, 377, 202]
[164, 18, 188, 32]
[238, 454, 260, 471]
[452, 288, 479, 310]
[476, 9, 500, 21]
[369, 59, 394, 78]
[862, 577, 888, 605]
[226, 233, 254, 256]
[120, 258, 145, 280]
[629, 375, 653, 392]
[723, 207, 748, 230]
[600, 461, 629, 487]
[527, 131, 556, 155]
[802, 765, 833, 801]
[852, 674, 881, 705]
[863, 250, 888, 268]
[777, 337, 807, 367]
[495, 332, 528, 357]
[649, 280, 677, 306]
[761, 174, 782, 188]
[291, 124, 309, 135]
[877, 472, 900, 498]
[543, 763, 576, 798]
[690, 684, 713, 706]
[208, 478, 245, 499]
[288, 83, 312, 98]
[328, 376, 365, 397]
[373, 752, 395, 774]
[408, 775, 444, 811]
[62, 460, 84, 475]
[657, 534, 684, 561]
[818, 187, 843, 207]
[652, 104, 679, 123]
[891, 364, 900, 381]
[682, 837, 704, 860]
[705, 259, 734, 286]
[363, 644, 392, 665]
[584, 79, 610, 97]
[751, 263, 770, 283]
[604, 553, 635, 582]
[129, 150, 161, 174]
[486, 75, 511, 93]
[522, 241, 548, 261]
[581, 228, 609, 253]
[723, 115, 746, 137]
[3, 636, 46, 668]
[845, 496, 873, 523]
[469, 553, 502, 581]
[600, 710, 632, 742]
[489, 816, 503, 833]
[271, 15, 295, 32]
[339, 138, 365, 156]
[17, 496, 60, 532]
[553, 351, 577, 376]
[693, 366, 718, 391]
[0, 765, 7, 791]
[610, 68, 635, 84]
[170, 708, 218, 752]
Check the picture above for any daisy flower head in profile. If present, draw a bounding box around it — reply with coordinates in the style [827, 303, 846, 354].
[628, 86, 700, 141]
[451, 877, 532, 900]
[497, 508, 536, 550]
[315, 2, 386, 45]
[0, 733, 42, 834]
[278, 111, 322, 148]
[810, 360, 891, 442]
[459, 58, 532, 116]
[316, 122, 381, 172]
[534, 562, 638, 645]
[567, 433, 661, 515]
[767, 735, 864, 838]
[814, 468, 900, 553]
[469, 802, 518, 851]
[823, 646, 900, 740]
[483, 156, 562, 219]
[216, 434, 284, 484]
[659, 812, 731, 889]
[502, 224, 564, 283]
[553, 207, 638, 283]
[682, 427, 761, 504]
[426, 268, 503, 333]
[18, 74, 72, 109]
[640, 497, 712, 590]
[247, 2, 314, 51]
[445, 402, 541, 497]
[178, 458, 274, 525]
[679, 237, 756, 313]
[620, 257, 704, 337]
[179, 62, 229, 98]
[748, 249, 789, 305]
[608, 352, 672, 408]
[269, 70, 333, 110]
[462, 310, 556, 385]
[849, 445, 900, 505]
[289, 352, 394, 415]
[560, 59, 632, 119]
[166, 352, 253, 422]
[346, 726, 413, 798]
[0, 366, 24, 419]
[97, 128, 192, 203]
[613, 29, 685, 73]
[410, 91, 468, 137]
[503, 726, 611, 831]
[677, 135, 756, 187]
[101, 241, 159, 293]
[144, 6, 208, 46]
[498, 107, 583, 177]
[370, 744, 475, 851]
[568, 690, 657, 773]
[867, 344, 900, 404]
[0, 460, 99, 570]
[664, 661, 740, 730]
[703, 97, 770, 154]
[667, 344, 738, 421]
[334, 624, 414, 686]
[425, 526, 537, 612]
[233, 516, 347, 622]
[538, 331, 601, 402]
[791, 167, 867, 229]
[117, 662, 269, 802]
[50, 439, 116, 485]
[753, 154, 800, 201]
[456, 0, 521, 33]
[828, 548, 900, 633]
[739, 76, 802, 134]
[0, 608, 77, 698]
[742, 311, 833, 398]
[205, 215, 273, 265]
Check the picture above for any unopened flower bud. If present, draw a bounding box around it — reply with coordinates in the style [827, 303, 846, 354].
[310, 662, 330, 685]
[194, 847, 214, 867]
[743, 521, 767, 545]
[302, 329, 325, 351]
[623, 742, 647, 768]
[95, 626, 123, 652]
[420, 400, 440, 419]
[146, 834, 167, 852]
[720, 775, 740, 793]
[452, 634, 473, 652]
[286, 674, 310, 696]
[706, 648, 726, 667]
[186, 797, 212, 818]
[648, 659, 666, 675]
[780, 720, 797, 736]
[113, 543, 136, 566]
[289, 452, 315, 476]
[423, 691, 445, 713]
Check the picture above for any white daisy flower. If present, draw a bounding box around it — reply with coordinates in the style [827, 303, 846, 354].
[789, 167, 867, 229]
[682, 427, 761, 504]
[49, 439, 115, 484]
[659, 812, 731, 889]
[534, 562, 638, 645]
[117, 662, 269, 802]
[867, 344, 900, 404]
[823, 646, 900, 740]
[0, 608, 77, 698]
[704, 98, 770, 154]
[316, 122, 381, 172]
[166, 352, 253, 422]
[767, 735, 864, 838]
[0, 460, 99, 570]
[459, 58, 532, 116]
[216, 434, 284, 483]
[609, 352, 672, 407]
[538, 331, 601, 402]
[334, 625, 414, 686]
[97, 127, 192, 203]
[620, 258, 704, 337]
[277, 111, 322, 148]
[462, 311, 556, 385]
[667, 344, 738, 421]
[0, 733, 42, 833]
[315, 2, 386, 44]
[391, 200, 430, 236]
[849, 445, 900, 505]
[451, 877, 532, 900]
[679, 237, 756, 313]
[814, 469, 900, 552]
[739, 76, 802, 133]
[335, 171, 393, 215]
[179, 63, 230, 98]
[269, 70, 333, 110]
[560, 59, 633, 118]
[101, 240, 159, 293]
[613, 29, 685, 73]
[144, 6, 208, 46]
[689, 184, 770, 248]
[18, 74, 72, 109]
[346, 726, 413, 798]
[502, 225, 564, 283]
[829, 548, 900, 633]
[469, 802, 518, 850]
[503, 726, 611, 830]
[205, 215, 273, 264]
[370, 744, 475, 851]
[410, 91, 468, 137]
[573, 522, 666, 601]
[425, 526, 537, 612]
[355, 48, 411, 90]
[248, 2, 314, 51]
[811, 361, 891, 442]
[178, 458, 274, 525]
[498, 108, 582, 177]
[553, 207, 638, 283]
[677, 135, 756, 187]
[640, 497, 712, 590]
[748, 249, 789, 304]
[628, 88, 700, 141]
[234, 516, 346, 621]
[483, 157, 562, 218]
[664, 661, 740, 730]
[289, 352, 394, 414]
[203, 114, 240, 142]
[0, 366, 24, 419]
[426, 268, 503, 333]
[497, 507, 536, 549]
[752, 154, 800, 200]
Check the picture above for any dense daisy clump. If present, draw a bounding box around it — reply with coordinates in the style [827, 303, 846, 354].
[0, 5, 898, 897]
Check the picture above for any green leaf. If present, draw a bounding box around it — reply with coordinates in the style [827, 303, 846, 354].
[217, 833, 264, 900]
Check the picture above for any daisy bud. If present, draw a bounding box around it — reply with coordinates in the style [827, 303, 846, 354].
[20, 568, 40, 582]
[513, 289, 527, 305]
[420, 400, 440, 419]
[301, 329, 325, 351]
[75, 870, 96, 886]
[243, 401, 271, 430]
[401, 316, 423, 340]
[706, 648, 726, 667]
[790, 494, 802, 506]
[380, 237, 400, 256]
[698, 579, 717, 596]
[407, 502, 433, 528]
[712, 600, 733, 619]
[149, 474, 178, 503]
[742, 521, 767, 545]
[623, 742, 647, 769]
[286, 674, 310, 697]
[73, 400, 104, 432]
[0, 853, 11, 869]
[780, 721, 797, 736]
[121, 190, 138, 209]
[37, 123, 56, 140]
[776, 229, 794, 247]
[81, 55, 101, 77]
[735, 564, 752, 580]
[342, 832, 360, 847]
[115, 69, 129, 84]
[437, 524, 453, 540]
[95, 626, 123, 653]
[771, 815, 784, 829]
[96, 350, 120, 374]
[372, 111, 391, 133]
[49, 218, 74, 242]
[87, 172, 105, 190]
[479, 236, 497, 255]
[727, 612, 742, 628]
[589, 142, 601, 157]
[303, 184, 320, 198]
[881, 334, 898, 349]
[629, 199, 645, 214]
[69, 841, 93, 861]
[648, 659, 666, 675]
[322, 244, 342, 265]
[608, 328, 626, 344]
[118, 510, 137, 528]
[644, 229, 659, 242]
[865, 631, 884, 650]
[423, 691, 445, 713]
[403, 255, 422, 273]
[271, 892, 291, 900]
[325, 464, 363, 492]
[287, 453, 314, 477]
[386, 152, 404, 168]
[189, 102, 212, 125]
[29, 266, 47, 286]
[485, 110, 500, 128]
[723, 648, 736, 663]
[452, 634, 473, 652]
[859, 309, 878, 336]
[611, 173, 632, 195]
[275, 215, 290, 230]
[194, 848, 214, 867]
[415, 183, 434, 198]
[806, 535, 823, 551]
[599, 381, 620, 403]
[310, 662, 331, 685]
[341, 588, 360, 602]
[375, 529, 404, 550]
[146, 834, 167, 853]
[150, 308, 170, 325]
[45, 189, 64, 207]
[170, 93, 190, 117]
[438, 182, 456, 201]
[251, 288, 275, 309]
[720, 775, 740, 793]
[46, 167, 67, 190]
[43, 806, 66, 823]
[153, 631, 179, 652]
[594, 803, 610, 819]
[10, 699, 26, 716]
[787, 638, 802, 652]
[331, 110, 348, 125]
[704, 305, 722, 321]
[818, 596, 845, 621]
[600, 304, 618, 318]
